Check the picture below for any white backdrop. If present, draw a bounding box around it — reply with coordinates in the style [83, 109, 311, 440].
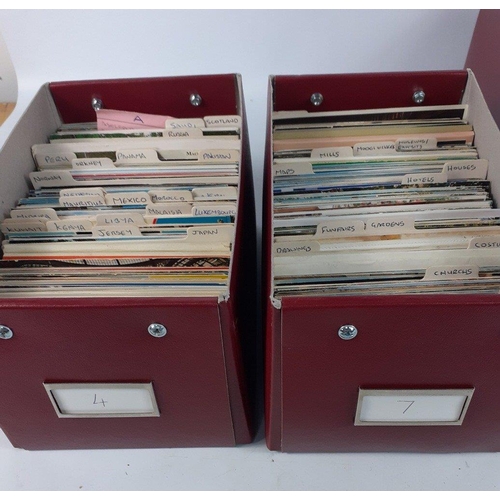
[2, 9, 499, 492]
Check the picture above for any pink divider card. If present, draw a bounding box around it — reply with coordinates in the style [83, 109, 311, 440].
[96, 109, 176, 130]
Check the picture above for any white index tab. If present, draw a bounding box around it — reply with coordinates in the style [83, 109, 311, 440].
[146, 203, 192, 216]
[274, 241, 321, 256]
[274, 163, 314, 177]
[353, 141, 397, 156]
[92, 225, 142, 238]
[365, 215, 414, 235]
[71, 158, 115, 169]
[11, 208, 59, 221]
[1, 220, 47, 233]
[192, 186, 237, 200]
[192, 204, 237, 217]
[164, 129, 203, 139]
[200, 150, 239, 163]
[165, 118, 206, 129]
[396, 137, 438, 151]
[35, 152, 77, 167]
[314, 219, 365, 239]
[115, 149, 159, 164]
[186, 225, 234, 243]
[423, 265, 479, 281]
[105, 192, 151, 206]
[149, 190, 194, 203]
[47, 220, 93, 233]
[310, 147, 353, 159]
[204, 115, 242, 128]
[444, 159, 489, 180]
[468, 236, 500, 250]
[402, 173, 448, 185]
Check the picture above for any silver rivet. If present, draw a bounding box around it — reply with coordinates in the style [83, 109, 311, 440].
[338, 324, 357, 340]
[148, 323, 167, 338]
[0, 325, 13, 340]
[190, 94, 202, 107]
[310, 92, 324, 106]
[412, 90, 425, 104]
[91, 97, 103, 111]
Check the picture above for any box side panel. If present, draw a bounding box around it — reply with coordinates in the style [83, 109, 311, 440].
[224, 75, 258, 442]
[0, 297, 236, 450]
[0, 85, 61, 225]
[281, 295, 500, 453]
[465, 10, 500, 127]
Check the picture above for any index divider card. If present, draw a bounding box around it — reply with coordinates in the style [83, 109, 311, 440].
[264, 70, 500, 452]
[0, 74, 257, 450]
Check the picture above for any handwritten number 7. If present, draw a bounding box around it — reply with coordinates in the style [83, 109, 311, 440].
[398, 400, 415, 414]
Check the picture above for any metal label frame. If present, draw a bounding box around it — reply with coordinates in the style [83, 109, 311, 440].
[354, 388, 475, 426]
[44, 382, 160, 419]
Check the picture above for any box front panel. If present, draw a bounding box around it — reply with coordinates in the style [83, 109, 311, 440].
[280, 295, 500, 452]
[0, 298, 235, 449]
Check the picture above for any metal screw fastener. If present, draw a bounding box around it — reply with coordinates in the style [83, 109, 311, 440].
[91, 97, 103, 111]
[412, 90, 425, 104]
[148, 323, 167, 338]
[190, 93, 202, 106]
[338, 324, 358, 340]
[310, 93, 324, 106]
[0, 325, 13, 340]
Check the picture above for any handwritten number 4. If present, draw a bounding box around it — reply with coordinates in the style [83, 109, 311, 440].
[93, 394, 108, 408]
[398, 400, 415, 414]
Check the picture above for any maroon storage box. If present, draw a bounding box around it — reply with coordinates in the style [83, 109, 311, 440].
[264, 70, 500, 452]
[0, 74, 256, 450]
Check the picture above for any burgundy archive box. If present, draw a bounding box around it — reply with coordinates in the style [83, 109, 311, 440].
[0, 74, 257, 450]
[264, 70, 500, 452]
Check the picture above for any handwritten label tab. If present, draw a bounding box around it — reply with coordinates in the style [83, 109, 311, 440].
[35, 152, 77, 167]
[149, 190, 193, 203]
[192, 204, 237, 217]
[468, 236, 500, 250]
[200, 149, 239, 163]
[71, 158, 115, 169]
[353, 141, 397, 156]
[273, 162, 314, 177]
[186, 225, 233, 243]
[396, 137, 438, 151]
[164, 129, 203, 139]
[60, 195, 106, 208]
[204, 115, 242, 128]
[192, 186, 237, 200]
[115, 149, 159, 164]
[47, 220, 93, 233]
[365, 215, 414, 235]
[402, 173, 448, 185]
[146, 203, 192, 216]
[92, 225, 142, 238]
[95, 213, 145, 226]
[30, 171, 73, 189]
[310, 147, 353, 159]
[159, 149, 200, 160]
[274, 241, 321, 256]
[60, 188, 106, 198]
[443, 159, 489, 180]
[1, 220, 47, 233]
[11, 208, 58, 221]
[105, 192, 151, 206]
[423, 265, 479, 281]
[314, 219, 365, 239]
[165, 118, 205, 129]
